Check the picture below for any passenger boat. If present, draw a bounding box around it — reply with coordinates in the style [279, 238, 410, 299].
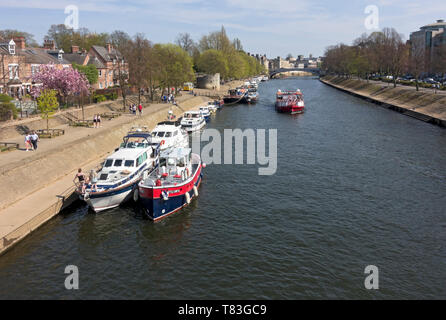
[223, 87, 247, 104]
[275, 89, 305, 114]
[79, 132, 160, 212]
[151, 120, 189, 151]
[138, 147, 204, 221]
[199, 106, 211, 121]
[180, 110, 206, 132]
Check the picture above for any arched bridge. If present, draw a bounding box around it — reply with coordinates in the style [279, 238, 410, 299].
[269, 68, 321, 78]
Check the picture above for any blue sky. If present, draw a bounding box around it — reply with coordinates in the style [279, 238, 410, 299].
[0, 0, 445, 57]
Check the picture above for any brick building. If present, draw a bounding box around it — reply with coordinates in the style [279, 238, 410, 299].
[0, 37, 71, 98]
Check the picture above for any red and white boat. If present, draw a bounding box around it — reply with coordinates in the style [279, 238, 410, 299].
[275, 89, 305, 114]
[138, 147, 204, 221]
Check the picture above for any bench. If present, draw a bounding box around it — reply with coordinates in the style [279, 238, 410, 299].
[36, 129, 65, 138]
[0, 142, 20, 152]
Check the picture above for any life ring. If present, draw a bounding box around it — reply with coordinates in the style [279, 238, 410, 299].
[160, 140, 165, 146]
[185, 192, 191, 204]
[133, 188, 139, 202]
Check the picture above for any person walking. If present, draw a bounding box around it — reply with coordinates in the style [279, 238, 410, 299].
[138, 104, 143, 116]
[30, 131, 39, 151]
[97, 114, 101, 128]
[93, 114, 97, 128]
[132, 104, 137, 115]
[24, 133, 32, 151]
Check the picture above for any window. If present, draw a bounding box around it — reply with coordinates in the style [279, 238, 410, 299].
[114, 159, 123, 167]
[104, 159, 113, 167]
[165, 132, 172, 137]
[99, 173, 108, 180]
[31, 65, 40, 75]
[157, 132, 165, 137]
[8, 64, 18, 79]
[99, 70, 102, 76]
[124, 160, 134, 167]
[173, 131, 178, 136]
[8, 40, 15, 55]
[99, 83, 102, 89]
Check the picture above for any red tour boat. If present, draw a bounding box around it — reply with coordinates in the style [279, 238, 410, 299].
[275, 89, 305, 114]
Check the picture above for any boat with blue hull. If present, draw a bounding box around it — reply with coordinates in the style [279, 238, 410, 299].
[79, 132, 160, 212]
[138, 148, 204, 221]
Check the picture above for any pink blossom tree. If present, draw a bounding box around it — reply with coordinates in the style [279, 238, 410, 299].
[32, 64, 90, 108]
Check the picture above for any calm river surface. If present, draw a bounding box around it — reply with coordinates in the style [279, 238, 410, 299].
[0, 78, 445, 299]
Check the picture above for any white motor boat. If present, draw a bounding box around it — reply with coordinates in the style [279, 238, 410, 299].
[180, 110, 206, 132]
[199, 106, 211, 121]
[151, 120, 189, 151]
[78, 132, 160, 212]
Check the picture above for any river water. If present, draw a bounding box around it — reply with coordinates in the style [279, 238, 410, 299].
[0, 77, 445, 299]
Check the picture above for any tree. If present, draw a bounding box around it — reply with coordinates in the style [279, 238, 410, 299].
[409, 37, 427, 91]
[0, 29, 38, 47]
[0, 93, 17, 120]
[126, 34, 152, 105]
[175, 33, 195, 56]
[197, 49, 228, 79]
[32, 65, 90, 108]
[37, 89, 59, 130]
[109, 30, 131, 52]
[72, 63, 98, 85]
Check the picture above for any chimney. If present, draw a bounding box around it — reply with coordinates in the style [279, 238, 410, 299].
[71, 45, 79, 53]
[13, 36, 25, 50]
[44, 39, 55, 50]
[106, 43, 112, 53]
[437, 19, 444, 23]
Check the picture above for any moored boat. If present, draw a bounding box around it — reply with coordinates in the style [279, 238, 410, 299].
[180, 110, 206, 132]
[199, 106, 211, 121]
[78, 132, 160, 212]
[138, 147, 204, 221]
[151, 120, 189, 151]
[275, 89, 305, 114]
[223, 87, 247, 104]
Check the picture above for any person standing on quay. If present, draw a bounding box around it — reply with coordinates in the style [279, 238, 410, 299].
[31, 131, 39, 151]
[138, 104, 143, 116]
[97, 114, 101, 128]
[93, 114, 97, 128]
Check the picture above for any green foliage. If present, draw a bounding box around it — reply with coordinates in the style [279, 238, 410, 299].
[0, 94, 17, 121]
[93, 94, 107, 103]
[37, 89, 59, 130]
[72, 63, 98, 85]
[197, 49, 229, 78]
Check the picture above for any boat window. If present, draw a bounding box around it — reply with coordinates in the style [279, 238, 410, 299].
[124, 160, 134, 167]
[168, 158, 175, 166]
[173, 131, 178, 136]
[160, 158, 167, 167]
[151, 132, 158, 137]
[104, 159, 113, 167]
[157, 132, 165, 137]
[114, 159, 123, 167]
[165, 132, 172, 137]
[99, 173, 108, 180]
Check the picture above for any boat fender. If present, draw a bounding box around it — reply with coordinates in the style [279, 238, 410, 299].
[202, 163, 206, 168]
[193, 185, 199, 197]
[181, 170, 186, 181]
[162, 190, 169, 201]
[133, 188, 139, 202]
[185, 167, 190, 178]
[185, 192, 191, 204]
